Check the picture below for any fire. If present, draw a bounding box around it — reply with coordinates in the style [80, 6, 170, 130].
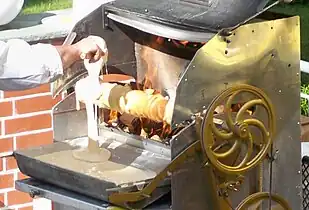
[108, 110, 119, 125]
[100, 35, 210, 143]
[154, 35, 206, 49]
[135, 72, 173, 141]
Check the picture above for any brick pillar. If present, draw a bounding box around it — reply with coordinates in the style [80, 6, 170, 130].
[0, 38, 64, 210]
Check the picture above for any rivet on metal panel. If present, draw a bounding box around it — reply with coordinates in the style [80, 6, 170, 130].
[192, 65, 195, 68]
[297, 121, 300, 125]
[223, 37, 231, 43]
[278, 90, 282, 93]
[29, 190, 40, 198]
[202, 106, 206, 109]
[267, 149, 279, 161]
[144, 9, 148, 12]
[203, 162, 209, 167]
[185, 78, 188, 82]
[273, 149, 279, 160]
[101, 203, 109, 207]
[298, 170, 301, 174]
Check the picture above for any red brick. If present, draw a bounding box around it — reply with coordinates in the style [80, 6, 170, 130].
[5, 156, 17, 171]
[7, 190, 32, 206]
[0, 101, 12, 117]
[4, 85, 50, 98]
[16, 131, 53, 150]
[5, 114, 52, 135]
[0, 193, 4, 207]
[18, 172, 29, 180]
[18, 206, 33, 210]
[15, 95, 59, 114]
[53, 94, 63, 106]
[0, 158, 3, 171]
[0, 174, 14, 189]
[0, 138, 13, 153]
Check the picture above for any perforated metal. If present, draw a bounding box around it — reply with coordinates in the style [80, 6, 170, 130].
[302, 156, 309, 209]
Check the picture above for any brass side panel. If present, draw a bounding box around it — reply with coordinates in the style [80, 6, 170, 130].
[172, 16, 301, 209]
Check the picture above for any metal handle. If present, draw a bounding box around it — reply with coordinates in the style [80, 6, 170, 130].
[63, 32, 77, 45]
[29, 189, 40, 198]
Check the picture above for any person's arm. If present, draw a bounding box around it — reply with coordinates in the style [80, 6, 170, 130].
[0, 36, 105, 91]
[0, 39, 70, 91]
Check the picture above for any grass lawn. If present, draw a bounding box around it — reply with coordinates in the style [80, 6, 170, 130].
[22, 0, 72, 14]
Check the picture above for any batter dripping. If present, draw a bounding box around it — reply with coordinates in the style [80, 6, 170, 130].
[73, 36, 111, 163]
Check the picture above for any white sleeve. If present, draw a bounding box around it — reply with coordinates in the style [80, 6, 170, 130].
[0, 39, 64, 91]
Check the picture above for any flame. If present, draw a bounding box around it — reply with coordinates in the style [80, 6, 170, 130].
[156, 37, 164, 45]
[161, 122, 172, 139]
[108, 110, 118, 125]
[154, 35, 206, 49]
[179, 40, 189, 46]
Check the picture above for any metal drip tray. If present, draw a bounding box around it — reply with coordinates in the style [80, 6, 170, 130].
[14, 135, 171, 207]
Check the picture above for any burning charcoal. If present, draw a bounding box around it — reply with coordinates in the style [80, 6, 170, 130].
[119, 113, 141, 135]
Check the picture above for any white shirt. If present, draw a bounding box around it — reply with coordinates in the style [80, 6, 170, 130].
[0, 39, 63, 91]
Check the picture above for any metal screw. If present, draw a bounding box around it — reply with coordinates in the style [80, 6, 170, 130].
[145, 9, 148, 12]
[29, 190, 40, 198]
[102, 203, 109, 207]
[273, 150, 279, 160]
[298, 171, 301, 174]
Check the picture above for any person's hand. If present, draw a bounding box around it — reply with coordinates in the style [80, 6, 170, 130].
[56, 36, 108, 70]
[73, 36, 108, 63]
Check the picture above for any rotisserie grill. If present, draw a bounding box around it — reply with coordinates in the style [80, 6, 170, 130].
[14, 0, 302, 209]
